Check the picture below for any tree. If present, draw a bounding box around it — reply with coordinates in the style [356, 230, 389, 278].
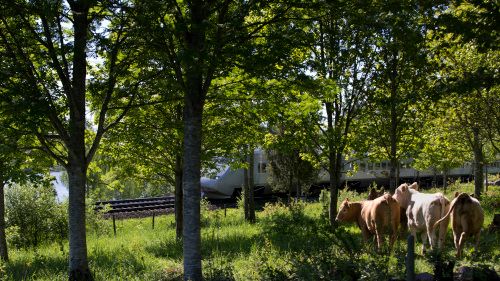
[263, 82, 321, 202]
[412, 101, 471, 189]
[302, 0, 378, 222]
[0, 122, 52, 261]
[430, 0, 500, 197]
[0, 1, 143, 279]
[100, 95, 185, 239]
[362, 1, 438, 192]
[133, 1, 300, 278]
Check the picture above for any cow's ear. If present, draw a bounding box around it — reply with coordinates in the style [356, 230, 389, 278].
[454, 192, 459, 198]
[401, 185, 407, 192]
[470, 193, 474, 198]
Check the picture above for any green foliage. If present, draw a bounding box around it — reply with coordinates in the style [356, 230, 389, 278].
[5, 183, 67, 249]
[1, 184, 499, 280]
[201, 198, 215, 227]
[86, 198, 111, 237]
[319, 189, 330, 218]
[265, 149, 318, 195]
[0, 260, 6, 281]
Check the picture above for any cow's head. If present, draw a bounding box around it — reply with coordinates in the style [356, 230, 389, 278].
[336, 198, 357, 222]
[393, 183, 411, 209]
[408, 182, 419, 191]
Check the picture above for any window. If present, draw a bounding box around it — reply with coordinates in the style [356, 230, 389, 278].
[360, 162, 366, 171]
[258, 163, 267, 173]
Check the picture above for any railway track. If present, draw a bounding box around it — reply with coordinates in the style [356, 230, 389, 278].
[94, 194, 307, 219]
[94, 196, 175, 214]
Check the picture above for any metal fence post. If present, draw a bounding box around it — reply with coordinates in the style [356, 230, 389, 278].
[112, 214, 117, 237]
[152, 212, 155, 229]
[406, 234, 415, 281]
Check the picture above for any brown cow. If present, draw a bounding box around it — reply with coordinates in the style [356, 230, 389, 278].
[367, 187, 384, 200]
[433, 192, 484, 258]
[393, 182, 450, 253]
[336, 193, 400, 251]
[367, 187, 407, 234]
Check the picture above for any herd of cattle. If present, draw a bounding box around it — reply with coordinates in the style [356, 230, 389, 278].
[335, 182, 485, 257]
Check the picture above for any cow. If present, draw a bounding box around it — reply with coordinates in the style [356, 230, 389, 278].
[336, 193, 400, 251]
[433, 192, 484, 258]
[392, 182, 450, 254]
[367, 187, 384, 200]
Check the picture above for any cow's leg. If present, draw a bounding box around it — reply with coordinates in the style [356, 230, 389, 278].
[375, 230, 383, 252]
[457, 216, 468, 258]
[421, 231, 428, 254]
[473, 231, 481, 253]
[457, 232, 466, 258]
[389, 220, 398, 251]
[438, 217, 449, 249]
[360, 224, 371, 246]
[453, 231, 459, 250]
[427, 224, 437, 251]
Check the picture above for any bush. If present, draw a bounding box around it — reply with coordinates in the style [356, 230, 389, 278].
[5, 182, 68, 248]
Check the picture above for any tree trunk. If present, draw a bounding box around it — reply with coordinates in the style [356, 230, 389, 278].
[248, 150, 255, 223]
[443, 171, 448, 192]
[0, 180, 8, 262]
[389, 49, 399, 193]
[67, 164, 92, 281]
[396, 161, 400, 187]
[288, 171, 292, 204]
[243, 162, 249, 220]
[433, 169, 438, 188]
[182, 101, 203, 281]
[325, 101, 341, 225]
[175, 154, 183, 240]
[329, 152, 342, 225]
[68, 2, 92, 280]
[472, 128, 484, 198]
[484, 165, 488, 192]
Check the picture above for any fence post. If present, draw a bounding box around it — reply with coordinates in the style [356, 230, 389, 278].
[112, 214, 117, 237]
[406, 234, 415, 281]
[224, 204, 227, 217]
[152, 212, 155, 229]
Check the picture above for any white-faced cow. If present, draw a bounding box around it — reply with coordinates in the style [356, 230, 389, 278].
[434, 192, 484, 258]
[392, 182, 450, 253]
[336, 193, 400, 251]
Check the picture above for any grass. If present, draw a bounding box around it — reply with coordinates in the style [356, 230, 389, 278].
[1, 181, 499, 280]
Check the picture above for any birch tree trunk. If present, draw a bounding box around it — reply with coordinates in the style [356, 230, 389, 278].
[248, 151, 255, 223]
[182, 105, 203, 280]
[472, 128, 484, 198]
[243, 162, 249, 220]
[0, 180, 8, 261]
[68, 2, 92, 279]
[175, 154, 183, 240]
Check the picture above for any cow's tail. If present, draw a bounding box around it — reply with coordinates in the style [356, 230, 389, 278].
[439, 196, 449, 219]
[433, 193, 468, 229]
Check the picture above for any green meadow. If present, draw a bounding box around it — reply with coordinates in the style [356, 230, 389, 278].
[2, 182, 499, 281]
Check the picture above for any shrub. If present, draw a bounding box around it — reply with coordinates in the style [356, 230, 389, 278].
[86, 197, 111, 237]
[5, 182, 68, 248]
[319, 189, 330, 219]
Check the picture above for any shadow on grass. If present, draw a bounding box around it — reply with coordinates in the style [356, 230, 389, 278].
[7, 252, 67, 280]
[144, 232, 260, 260]
[88, 245, 148, 279]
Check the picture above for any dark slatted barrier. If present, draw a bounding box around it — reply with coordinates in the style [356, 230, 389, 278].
[94, 196, 175, 214]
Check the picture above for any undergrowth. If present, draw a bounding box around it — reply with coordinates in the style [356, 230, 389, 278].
[1, 183, 499, 280]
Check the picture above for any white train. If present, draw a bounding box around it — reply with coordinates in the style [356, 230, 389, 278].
[201, 149, 500, 199]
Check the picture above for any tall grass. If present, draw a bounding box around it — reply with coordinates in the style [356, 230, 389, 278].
[1, 182, 498, 280]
